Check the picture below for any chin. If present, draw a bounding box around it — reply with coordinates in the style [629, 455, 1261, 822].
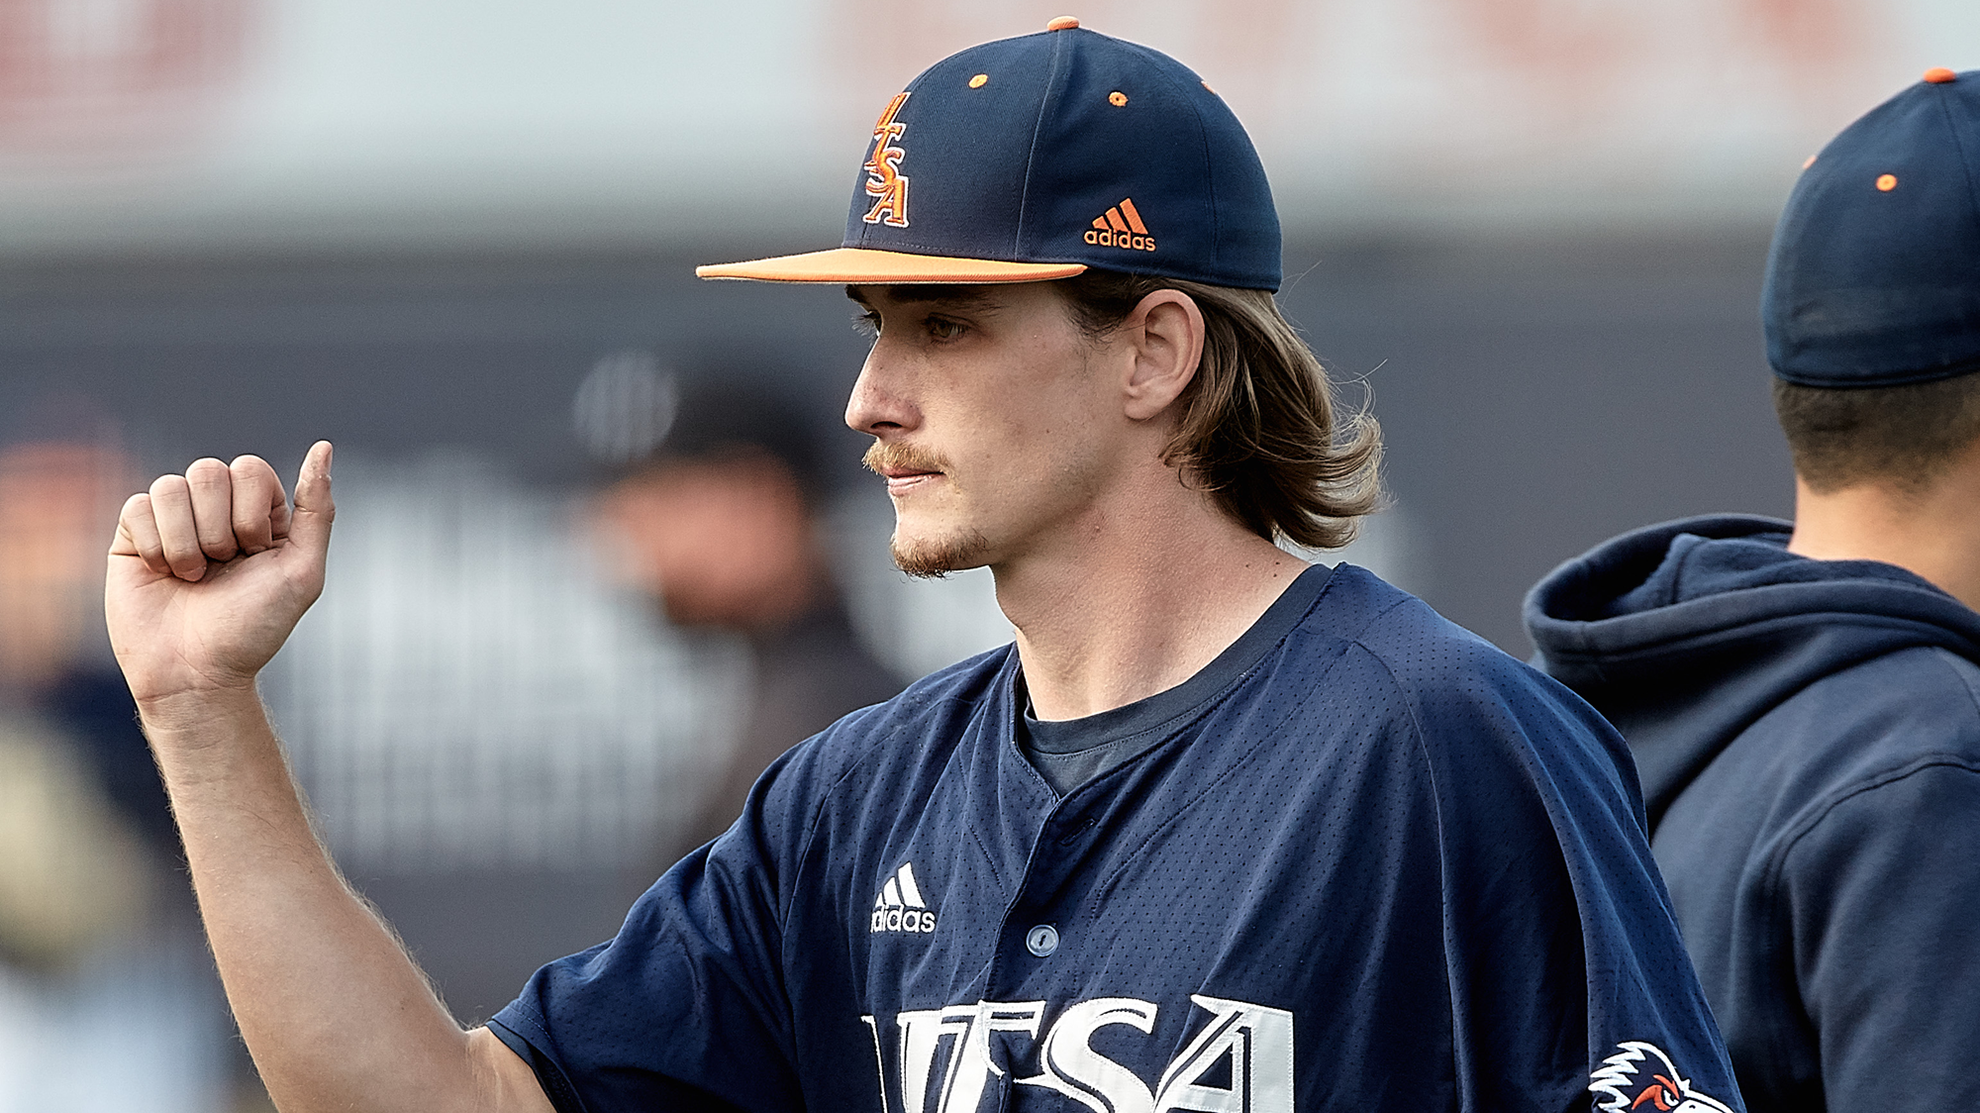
[890, 525, 992, 579]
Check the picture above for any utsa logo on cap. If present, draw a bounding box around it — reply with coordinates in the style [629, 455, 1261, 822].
[697, 17, 1280, 290]
[863, 93, 911, 228]
[1588, 1041, 1733, 1113]
[870, 861, 937, 934]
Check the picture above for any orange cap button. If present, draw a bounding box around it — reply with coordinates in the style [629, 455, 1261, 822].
[1877, 173, 1898, 192]
[1925, 67, 1957, 84]
[1047, 15, 1080, 30]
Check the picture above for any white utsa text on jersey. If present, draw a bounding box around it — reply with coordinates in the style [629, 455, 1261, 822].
[861, 993, 1293, 1113]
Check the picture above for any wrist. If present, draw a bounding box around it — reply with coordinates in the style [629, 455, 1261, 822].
[136, 681, 267, 737]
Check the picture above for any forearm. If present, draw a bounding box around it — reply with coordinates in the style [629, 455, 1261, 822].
[141, 686, 495, 1113]
[108, 447, 547, 1111]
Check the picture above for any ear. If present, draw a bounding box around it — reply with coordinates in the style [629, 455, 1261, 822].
[1119, 289, 1206, 422]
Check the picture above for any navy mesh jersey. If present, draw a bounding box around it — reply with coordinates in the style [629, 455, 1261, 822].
[492, 564, 1743, 1112]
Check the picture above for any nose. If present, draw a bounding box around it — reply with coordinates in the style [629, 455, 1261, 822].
[844, 342, 918, 437]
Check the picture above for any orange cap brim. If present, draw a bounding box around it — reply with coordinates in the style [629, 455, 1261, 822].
[695, 247, 1087, 284]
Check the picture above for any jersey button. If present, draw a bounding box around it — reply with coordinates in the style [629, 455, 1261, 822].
[1056, 818, 1095, 846]
[1025, 924, 1060, 957]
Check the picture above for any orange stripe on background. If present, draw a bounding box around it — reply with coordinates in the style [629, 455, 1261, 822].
[1092, 217, 1110, 230]
[1119, 198, 1148, 234]
[1105, 208, 1130, 232]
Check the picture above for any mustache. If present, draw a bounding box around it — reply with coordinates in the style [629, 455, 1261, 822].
[863, 442, 951, 476]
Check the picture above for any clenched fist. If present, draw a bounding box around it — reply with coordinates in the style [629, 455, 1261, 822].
[106, 442, 335, 712]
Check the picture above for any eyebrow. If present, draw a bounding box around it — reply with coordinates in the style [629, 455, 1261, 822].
[845, 285, 1003, 310]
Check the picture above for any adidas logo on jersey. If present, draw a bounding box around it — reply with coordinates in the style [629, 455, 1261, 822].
[1084, 198, 1157, 252]
[870, 862, 938, 934]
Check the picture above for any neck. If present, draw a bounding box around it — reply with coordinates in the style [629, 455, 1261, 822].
[994, 477, 1309, 721]
[1788, 453, 1980, 611]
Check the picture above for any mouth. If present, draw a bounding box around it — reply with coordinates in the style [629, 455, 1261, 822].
[880, 467, 942, 496]
[864, 443, 949, 496]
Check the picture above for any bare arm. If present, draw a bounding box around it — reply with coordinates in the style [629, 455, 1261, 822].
[106, 444, 552, 1113]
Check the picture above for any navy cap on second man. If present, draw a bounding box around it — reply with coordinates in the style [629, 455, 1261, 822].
[1763, 67, 1980, 388]
[698, 17, 1282, 291]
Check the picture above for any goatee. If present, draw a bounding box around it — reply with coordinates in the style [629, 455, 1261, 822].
[863, 442, 987, 578]
[891, 528, 990, 579]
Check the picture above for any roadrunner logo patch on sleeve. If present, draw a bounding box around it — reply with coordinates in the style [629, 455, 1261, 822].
[871, 861, 937, 934]
[1589, 1041, 1734, 1113]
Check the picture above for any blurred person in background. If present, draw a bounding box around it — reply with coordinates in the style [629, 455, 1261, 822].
[0, 401, 233, 1112]
[1526, 69, 1980, 1113]
[587, 373, 902, 862]
[0, 418, 155, 966]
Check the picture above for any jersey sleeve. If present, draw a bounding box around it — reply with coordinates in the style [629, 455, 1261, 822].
[488, 741, 826, 1113]
[1777, 759, 1980, 1111]
[1378, 633, 1746, 1113]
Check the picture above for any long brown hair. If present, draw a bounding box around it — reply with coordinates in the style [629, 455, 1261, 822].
[1056, 270, 1383, 550]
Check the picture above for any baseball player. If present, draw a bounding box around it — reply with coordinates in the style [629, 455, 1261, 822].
[1526, 69, 1980, 1111]
[106, 21, 1741, 1113]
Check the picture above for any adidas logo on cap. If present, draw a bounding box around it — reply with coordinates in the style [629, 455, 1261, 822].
[1084, 197, 1156, 253]
[870, 862, 938, 934]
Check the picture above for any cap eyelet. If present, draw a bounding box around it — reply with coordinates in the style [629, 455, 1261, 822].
[1876, 173, 1898, 192]
[969, 73, 988, 89]
[1108, 91, 1128, 107]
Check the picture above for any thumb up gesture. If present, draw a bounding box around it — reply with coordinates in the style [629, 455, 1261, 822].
[106, 442, 335, 714]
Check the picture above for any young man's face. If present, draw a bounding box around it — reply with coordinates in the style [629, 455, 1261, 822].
[845, 281, 1133, 578]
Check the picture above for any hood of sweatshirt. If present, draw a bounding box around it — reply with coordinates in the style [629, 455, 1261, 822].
[1523, 514, 1980, 828]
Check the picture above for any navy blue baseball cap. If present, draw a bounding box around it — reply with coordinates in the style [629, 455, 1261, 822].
[1762, 67, 1980, 387]
[697, 16, 1282, 291]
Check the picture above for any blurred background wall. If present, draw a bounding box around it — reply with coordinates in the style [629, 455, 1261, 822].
[1, 0, 1976, 1108]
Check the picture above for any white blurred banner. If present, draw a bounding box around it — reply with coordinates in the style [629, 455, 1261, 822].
[0, 0, 1974, 252]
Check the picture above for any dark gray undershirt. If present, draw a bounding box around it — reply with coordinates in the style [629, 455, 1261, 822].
[1016, 564, 1333, 795]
